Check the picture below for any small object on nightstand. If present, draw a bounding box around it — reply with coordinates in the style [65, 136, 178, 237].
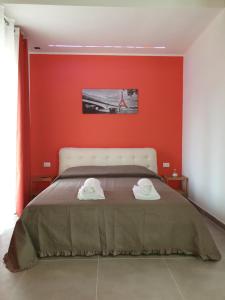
[31, 176, 55, 199]
[163, 175, 188, 198]
[172, 169, 178, 177]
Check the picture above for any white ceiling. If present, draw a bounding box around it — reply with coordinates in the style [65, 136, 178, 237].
[3, 1, 225, 55]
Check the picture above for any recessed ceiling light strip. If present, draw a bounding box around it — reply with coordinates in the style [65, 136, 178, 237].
[48, 44, 166, 49]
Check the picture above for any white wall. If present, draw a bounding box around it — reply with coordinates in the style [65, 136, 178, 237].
[183, 9, 225, 224]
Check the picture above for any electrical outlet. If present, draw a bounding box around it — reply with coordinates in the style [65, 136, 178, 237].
[163, 162, 170, 168]
[43, 162, 51, 168]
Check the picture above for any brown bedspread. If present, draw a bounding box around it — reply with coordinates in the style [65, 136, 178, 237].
[4, 166, 221, 272]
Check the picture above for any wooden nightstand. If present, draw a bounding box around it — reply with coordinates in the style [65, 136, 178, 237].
[163, 175, 188, 198]
[31, 176, 55, 199]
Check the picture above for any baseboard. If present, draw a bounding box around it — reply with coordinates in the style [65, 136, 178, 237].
[188, 197, 225, 231]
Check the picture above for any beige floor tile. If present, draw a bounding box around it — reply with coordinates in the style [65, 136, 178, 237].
[97, 258, 182, 300]
[166, 258, 225, 300]
[0, 261, 25, 300]
[9, 259, 98, 300]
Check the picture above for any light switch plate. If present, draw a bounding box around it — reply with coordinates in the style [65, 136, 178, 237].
[43, 162, 51, 168]
[163, 162, 170, 168]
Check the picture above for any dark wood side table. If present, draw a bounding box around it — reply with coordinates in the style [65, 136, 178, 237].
[31, 176, 55, 199]
[163, 175, 188, 198]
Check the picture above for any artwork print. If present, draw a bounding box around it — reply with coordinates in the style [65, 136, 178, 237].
[82, 89, 138, 114]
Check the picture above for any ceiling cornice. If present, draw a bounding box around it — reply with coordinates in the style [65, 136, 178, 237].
[2, 0, 225, 7]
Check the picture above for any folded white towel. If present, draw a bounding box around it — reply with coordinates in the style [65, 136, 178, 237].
[78, 178, 105, 200]
[137, 178, 153, 195]
[82, 178, 102, 194]
[133, 178, 160, 200]
[84, 178, 101, 188]
[133, 185, 160, 200]
[78, 186, 105, 200]
[137, 178, 153, 187]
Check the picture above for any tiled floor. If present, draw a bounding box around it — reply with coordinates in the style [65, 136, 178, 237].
[1, 217, 225, 300]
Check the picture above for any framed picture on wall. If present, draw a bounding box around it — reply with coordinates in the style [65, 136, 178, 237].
[82, 89, 138, 114]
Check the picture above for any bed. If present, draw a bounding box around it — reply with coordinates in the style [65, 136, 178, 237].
[4, 147, 221, 272]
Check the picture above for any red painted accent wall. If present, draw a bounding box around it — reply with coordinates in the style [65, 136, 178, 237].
[30, 55, 183, 176]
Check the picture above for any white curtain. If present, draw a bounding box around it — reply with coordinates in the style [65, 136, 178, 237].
[0, 6, 20, 233]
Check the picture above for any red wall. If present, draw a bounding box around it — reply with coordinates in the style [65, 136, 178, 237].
[30, 54, 183, 177]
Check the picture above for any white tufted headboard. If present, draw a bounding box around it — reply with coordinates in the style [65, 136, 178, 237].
[59, 148, 158, 174]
